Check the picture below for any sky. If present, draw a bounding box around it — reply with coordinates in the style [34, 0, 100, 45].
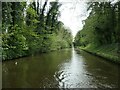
[34, 0, 90, 37]
[32, 0, 118, 38]
[58, 0, 90, 37]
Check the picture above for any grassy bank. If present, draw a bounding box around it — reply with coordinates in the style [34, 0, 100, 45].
[76, 44, 120, 64]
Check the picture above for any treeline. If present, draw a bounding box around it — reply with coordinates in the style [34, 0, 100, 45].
[74, 1, 120, 62]
[2, 1, 72, 60]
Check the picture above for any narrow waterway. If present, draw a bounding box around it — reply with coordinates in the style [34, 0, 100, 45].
[2, 48, 120, 88]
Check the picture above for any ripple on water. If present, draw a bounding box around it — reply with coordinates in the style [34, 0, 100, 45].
[2, 49, 119, 88]
[54, 70, 73, 88]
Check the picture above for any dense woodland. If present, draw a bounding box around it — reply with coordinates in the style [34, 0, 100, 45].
[74, 1, 120, 63]
[2, 1, 120, 63]
[2, 1, 72, 60]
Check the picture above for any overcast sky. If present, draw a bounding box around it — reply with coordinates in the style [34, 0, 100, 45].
[34, 0, 90, 37]
[58, 0, 89, 37]
[33, 0, 118, 37]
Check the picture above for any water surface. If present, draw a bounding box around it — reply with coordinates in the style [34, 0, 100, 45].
[2, 48, 120, 88]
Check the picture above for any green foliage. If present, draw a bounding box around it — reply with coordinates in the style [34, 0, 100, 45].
[2, 1, 72, 60]
[74, 1, 120, 47]
[74, 1, 120, 62]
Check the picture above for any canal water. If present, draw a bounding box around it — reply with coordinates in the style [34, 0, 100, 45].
[2, 48, 120, 88]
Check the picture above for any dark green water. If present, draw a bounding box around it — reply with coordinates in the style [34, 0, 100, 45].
[2, 48, 120, 88]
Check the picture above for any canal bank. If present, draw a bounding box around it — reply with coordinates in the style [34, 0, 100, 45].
[76, 44, 120, 64]
[2, 47, 72, 61]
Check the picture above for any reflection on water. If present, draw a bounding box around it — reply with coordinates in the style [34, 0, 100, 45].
[54, 47, 96, 88]
[2, 48, 119, 88]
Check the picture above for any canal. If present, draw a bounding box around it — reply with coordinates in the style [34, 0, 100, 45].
[2, 48, 120, 88]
